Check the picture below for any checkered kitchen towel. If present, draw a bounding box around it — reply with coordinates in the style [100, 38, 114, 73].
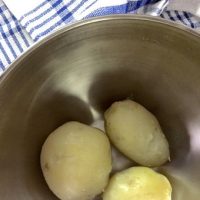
[1, 0, 200, 75]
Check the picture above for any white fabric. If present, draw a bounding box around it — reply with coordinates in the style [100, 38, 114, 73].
[4, 0, 200, 21]
[3, 0, 43, 19]
[73, 0, 128, 20]
[4, 0, 128, 20]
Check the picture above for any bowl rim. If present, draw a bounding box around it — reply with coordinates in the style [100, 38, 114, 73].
[1, 14, 200, 82]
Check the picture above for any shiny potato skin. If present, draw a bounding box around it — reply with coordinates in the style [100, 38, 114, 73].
[103, 167, 172, 200]
[104, 100, 170, 167]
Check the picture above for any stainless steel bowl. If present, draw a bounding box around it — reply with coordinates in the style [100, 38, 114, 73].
[0, 16, 200, 200]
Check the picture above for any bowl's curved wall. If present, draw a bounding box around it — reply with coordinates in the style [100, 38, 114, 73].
[0, 16, 200, 200]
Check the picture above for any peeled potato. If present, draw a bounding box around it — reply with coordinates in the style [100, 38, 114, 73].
[40, 121, 112, 200]
[104, 100, 170, 166]
[103, 167, 172, 200]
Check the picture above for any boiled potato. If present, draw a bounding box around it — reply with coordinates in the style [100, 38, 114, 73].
[104, 100, 170, 166]
[103, 167, 172, 200]
[40, 121, 112, 200]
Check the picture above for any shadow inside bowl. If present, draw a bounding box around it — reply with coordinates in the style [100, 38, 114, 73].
[24, 90, 94, 199]
[88, 68, 191, 163]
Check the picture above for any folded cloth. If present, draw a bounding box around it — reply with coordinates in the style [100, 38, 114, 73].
[1, 0, 200, 75]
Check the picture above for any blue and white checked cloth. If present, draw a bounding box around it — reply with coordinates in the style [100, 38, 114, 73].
[1, 0, 200, 75]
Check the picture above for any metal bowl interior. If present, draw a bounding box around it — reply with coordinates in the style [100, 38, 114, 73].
[0, 16, 200, 200]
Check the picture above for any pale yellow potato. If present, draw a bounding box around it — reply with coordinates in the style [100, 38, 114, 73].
[104, 100, 170, 167]
[103, 167, 172, 200]
[40, 121, 112, 200]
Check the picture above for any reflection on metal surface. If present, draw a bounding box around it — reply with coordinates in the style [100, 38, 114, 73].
[187, 120, 200, 153]
[0, 16, 200, 200]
